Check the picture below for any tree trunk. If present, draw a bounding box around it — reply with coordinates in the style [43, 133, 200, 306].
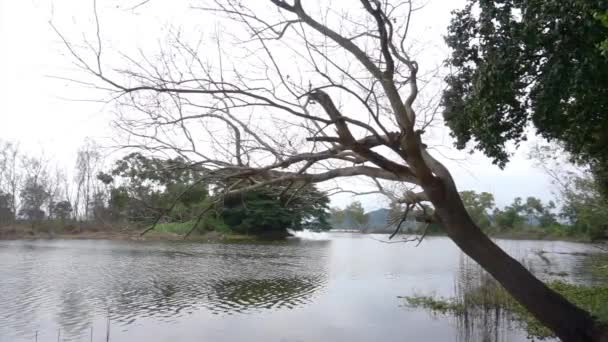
[427, 185, 608, 342]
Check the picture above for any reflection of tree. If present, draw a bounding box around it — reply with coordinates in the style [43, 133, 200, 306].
[452, 297, 518, 341]
[1, 241, 330, 339]
[207, 275, 327, 314]
[452, 257, 523, 342]
[106, 273, 327, 321]
[408, 255, 527, 342]
[102, 242, 330, 322]
[57, 288, 93, 340]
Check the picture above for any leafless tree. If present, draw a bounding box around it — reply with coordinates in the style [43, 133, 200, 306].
[0, 141, 21, 220]
[54, 1, 607, 340]
[46, 167, 69, 219]
[19, 155, 52, 223]
[74, 140, 104, 220]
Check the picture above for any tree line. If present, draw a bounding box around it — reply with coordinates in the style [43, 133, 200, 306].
[330, 175, 607, 240]
[0, 140, 104, 226]
[0, 140, 331, 236]
[460, 185, 607, 240]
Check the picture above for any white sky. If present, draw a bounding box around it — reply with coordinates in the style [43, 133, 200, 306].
[0, 0, 559, 211]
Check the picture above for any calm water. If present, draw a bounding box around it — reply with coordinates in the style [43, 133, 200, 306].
[0, 233, 602, 342]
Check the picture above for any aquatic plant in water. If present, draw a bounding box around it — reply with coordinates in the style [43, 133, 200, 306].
[402, 256, 608, 339]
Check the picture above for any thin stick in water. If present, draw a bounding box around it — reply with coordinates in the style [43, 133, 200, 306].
[106, 317, 110, 342]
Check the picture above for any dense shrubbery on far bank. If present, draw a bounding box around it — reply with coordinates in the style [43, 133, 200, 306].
[457, 189, 607, 241]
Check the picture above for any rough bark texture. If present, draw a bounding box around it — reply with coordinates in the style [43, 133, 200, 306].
[426, 181, 608, 342]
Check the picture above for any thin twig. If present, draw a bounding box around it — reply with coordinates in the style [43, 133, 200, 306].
[389, 203, 411, 239]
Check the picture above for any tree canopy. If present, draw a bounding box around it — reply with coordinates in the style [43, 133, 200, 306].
[100, 152, 210, 223]
[561, 173, 608, 240]
[101, 153, 330, 234]
[443, 0, 608, 190]
[222, 183, 331, 234]
[459, 191, 559, 233]
[329, 201, 370, 229]
[460, 191, 495, 230]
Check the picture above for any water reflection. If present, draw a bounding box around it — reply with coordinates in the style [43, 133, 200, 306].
[0, 240, 329, 341]
[0, 236, 600, 342]
[454, 307, 519, 342]
[452, 256, 527, 342]
[444, 240, 601, 342]
[208, 276, 327, 314]
[412, 255, 560, 342]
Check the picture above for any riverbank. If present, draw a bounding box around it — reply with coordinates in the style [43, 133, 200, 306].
[356, 229, 595, 242]
[1, 223, 603, 244]
[486, 229, 593, 242]
[0, 223, 274, 243]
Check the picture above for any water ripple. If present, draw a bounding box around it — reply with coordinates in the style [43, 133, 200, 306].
[0, 239, 329, 341]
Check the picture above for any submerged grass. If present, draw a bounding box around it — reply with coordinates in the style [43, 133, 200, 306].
[586, 252, 608, 279]
[402, 256, 608, 339]
[401, 296, 464, 314]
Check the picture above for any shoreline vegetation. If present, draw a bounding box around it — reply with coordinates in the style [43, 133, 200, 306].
[330, 189, 608, 243]
[0, 222, 290, 243]
[0, 221, 604, 244]
[0, 147, 605, 246]
[401, 256, 608, 340]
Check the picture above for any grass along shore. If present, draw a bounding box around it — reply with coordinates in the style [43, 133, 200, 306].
[0, 221, 274, 243]
[2, 220, 606, 244]
[401, 255, 608, 339]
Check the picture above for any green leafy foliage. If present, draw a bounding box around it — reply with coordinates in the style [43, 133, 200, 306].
[460, 191, 495, 230]
[492, 197, 526, 230]
[444, 0, 608, 188]
[100, 153, 209, 223]
[404, 262, 608, 339]
[596, 11, 608, 55]
[221, 183, 331, 234]
[100, 153, 331, 236]
[329, 201, 369, 229]
[586, 252, 608, 278]
[345, 201, 369, 227]
[459, 191, 596, 239]
[406, 281, 608, 339]
[561, 174, 608, 240]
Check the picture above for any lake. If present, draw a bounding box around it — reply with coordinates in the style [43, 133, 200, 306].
[0, 233, 603, 342]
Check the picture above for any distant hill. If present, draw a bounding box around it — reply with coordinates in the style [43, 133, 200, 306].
[330, 210, 360, 230]
[366, 208, 391, 230]
[330, 208, 419, 233]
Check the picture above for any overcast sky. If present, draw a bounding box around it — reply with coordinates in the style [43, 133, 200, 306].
[0, 0, 558, 210]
